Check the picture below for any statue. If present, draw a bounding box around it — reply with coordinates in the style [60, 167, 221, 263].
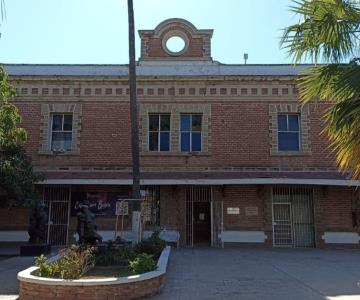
[77, 201, 103, 245]
[28, 201, 48, 244]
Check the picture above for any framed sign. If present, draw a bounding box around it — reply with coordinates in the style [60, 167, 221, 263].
[227, 207, 240, 215]
[245, 206, 258, 216]
[116, 201, 129, 216]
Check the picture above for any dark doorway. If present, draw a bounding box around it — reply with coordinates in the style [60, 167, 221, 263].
[193, 202, 211, 246]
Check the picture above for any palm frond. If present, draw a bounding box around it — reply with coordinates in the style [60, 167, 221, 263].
[325, 99, 360, 177]
[281, 0, 360, 63]
[298, 64, 360, 103]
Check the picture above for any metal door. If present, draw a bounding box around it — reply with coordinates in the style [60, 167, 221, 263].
[43, 187, 71, 246]
[185, 186, 212, 247]
[272, 187, 315, 248]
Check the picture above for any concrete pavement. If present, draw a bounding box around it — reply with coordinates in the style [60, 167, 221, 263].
[1, 248, 360, 300]
[153, 248, 360, 300]
[0, 255, 35, 300]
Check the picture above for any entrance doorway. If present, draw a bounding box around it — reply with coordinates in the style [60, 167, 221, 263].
[193, 202, 211, 245]
[272, 187, 315, 248]
[43, 187, 71, 246]
[185, 186, 212, 247]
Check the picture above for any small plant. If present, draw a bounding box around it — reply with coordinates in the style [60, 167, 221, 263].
[35, 245, 95, 279]
[134, 230, 166, 259]
[95, 246, 135, 266]
[129, 253, 156, 274]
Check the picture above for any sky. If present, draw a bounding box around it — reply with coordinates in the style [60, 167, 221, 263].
[0, 0, 300, 65]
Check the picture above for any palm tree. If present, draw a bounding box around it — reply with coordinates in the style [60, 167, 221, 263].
[127, 0, 141, 243]
[281, 0, 360, 177]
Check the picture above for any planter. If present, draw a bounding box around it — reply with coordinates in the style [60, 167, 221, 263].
[17, 246, 171, 300]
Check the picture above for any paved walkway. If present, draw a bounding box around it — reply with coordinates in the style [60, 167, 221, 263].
[153, 248, 360, 300]
[1, 248, 360, 300]
[0, 255, 35, 300]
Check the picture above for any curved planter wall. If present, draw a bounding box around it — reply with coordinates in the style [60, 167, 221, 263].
[18, 246, 171, 300]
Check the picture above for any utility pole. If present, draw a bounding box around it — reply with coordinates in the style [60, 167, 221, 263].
[127, 0, 141, 245]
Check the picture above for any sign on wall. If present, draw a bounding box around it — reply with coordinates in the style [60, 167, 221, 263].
[116, 200, 129, 216]
[227, 207, 240, 215]
[70, 190, 131, 216]
[245, 206, 259, 216]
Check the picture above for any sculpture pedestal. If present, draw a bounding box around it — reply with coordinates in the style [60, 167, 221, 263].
[20, 244, 51, 256]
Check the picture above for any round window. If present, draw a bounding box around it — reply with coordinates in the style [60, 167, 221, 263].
[165, 36, 186, 55]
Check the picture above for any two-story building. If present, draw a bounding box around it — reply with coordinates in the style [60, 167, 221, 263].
[1, 18, 360, 248]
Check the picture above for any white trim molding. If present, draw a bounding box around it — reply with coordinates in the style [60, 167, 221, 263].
[39, 178, 360, 187]
[0, 230, 28, 242]
[322, 232, 360, 244]
[220, 231, 267, 243]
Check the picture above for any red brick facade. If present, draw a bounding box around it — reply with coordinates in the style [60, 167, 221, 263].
[1, 18, 359, 248]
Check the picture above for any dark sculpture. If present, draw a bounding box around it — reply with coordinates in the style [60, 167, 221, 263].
[28, 201, 48, 244]
[77, 201, 103, 245]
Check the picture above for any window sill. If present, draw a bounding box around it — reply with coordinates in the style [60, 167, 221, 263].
[270, 151, 311, 157]
[38, 150, 80, 156]
[141, 151, 211, 157]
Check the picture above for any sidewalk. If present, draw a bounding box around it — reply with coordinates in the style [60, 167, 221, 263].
[0, 255, 35, 299]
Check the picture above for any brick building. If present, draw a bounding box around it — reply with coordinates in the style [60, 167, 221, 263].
[1, 18, 360, 248]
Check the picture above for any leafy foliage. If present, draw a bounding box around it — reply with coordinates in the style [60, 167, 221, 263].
[95, 242, 135, 266]
[35, 245, 95, 279]
[281, 0, 360, 177]
[134, 230, 166, 260]
[0, 66, 42, 207]
[129, 253, 156, 274]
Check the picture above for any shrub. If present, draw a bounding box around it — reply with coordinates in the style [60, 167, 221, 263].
[35, 245, 95, 279]
[134, 230, 166, 259]
[129, 253, 156, 274]
[95, 246, 134, 266]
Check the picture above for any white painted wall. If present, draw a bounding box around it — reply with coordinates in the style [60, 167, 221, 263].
[0, 230, 28, 242]
[220, 231, 267, 243]
[322, 232, 360, 244]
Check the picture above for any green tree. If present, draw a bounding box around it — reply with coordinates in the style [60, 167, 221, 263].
[281, 0, 360, 177]
[0, 66, 42, 207]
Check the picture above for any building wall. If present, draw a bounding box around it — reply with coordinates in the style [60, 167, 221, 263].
[13, 79, 336, 172]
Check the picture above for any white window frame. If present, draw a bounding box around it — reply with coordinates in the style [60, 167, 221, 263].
[180, 114, 203, 152]
[50, 113, 73, 152]
[148, 114, 171, 152]
[277, 114, 301, 152]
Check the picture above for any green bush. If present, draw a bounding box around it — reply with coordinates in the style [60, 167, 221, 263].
[95, 247, 135, 266]
[134, 230, 166, 259]
[35, 245, 95, 279]
[129, 253, 156, 274]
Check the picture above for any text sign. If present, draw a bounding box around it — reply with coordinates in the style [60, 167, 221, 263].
[245, 206, 258, 216]
[116, 201, 129, 216]
[227, 207, 240, 215]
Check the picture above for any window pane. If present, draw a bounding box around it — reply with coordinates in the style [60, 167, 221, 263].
[51, 132, 72, 151]
[52, 114, 63, 131]
[191, 132, 202, 151]
[288, 115, 299, 131]
[63, 115, 73, 131]
[181, 132, 190, 152]
[149, 115, 159, 131]
[63, 132, 72, 150]
[277, 115, 287, 131]
[278, 132, 300, 151]
[181, 115, 191, 131]
[160, 115, 170, 131]
[192, 115, 202, 131]
[159, 132, 170, 151]
[149, 132, 158, 151]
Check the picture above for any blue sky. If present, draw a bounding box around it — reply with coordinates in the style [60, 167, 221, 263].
[0, 0, 299, 64]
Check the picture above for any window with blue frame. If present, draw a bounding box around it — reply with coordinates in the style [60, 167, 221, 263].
[180, 114, 202, 152]
[277, 114, 300, 151]
[148, 114, 170, 151]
